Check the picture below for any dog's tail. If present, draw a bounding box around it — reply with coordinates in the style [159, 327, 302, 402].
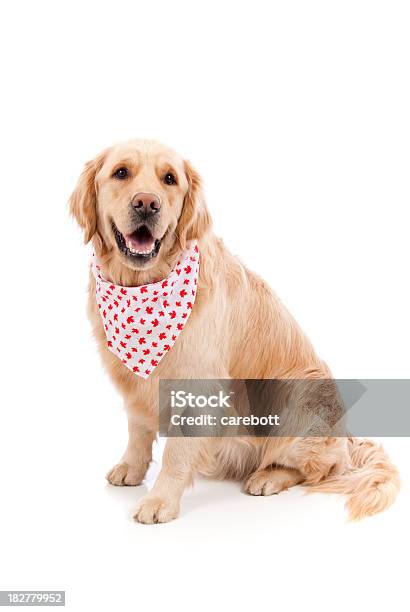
[308, 437, 400, 520]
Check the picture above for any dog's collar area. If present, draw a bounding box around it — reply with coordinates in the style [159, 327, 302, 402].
[91, 242, 199, 379]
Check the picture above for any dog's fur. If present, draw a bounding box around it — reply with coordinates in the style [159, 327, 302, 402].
[70, 139, 400, 523]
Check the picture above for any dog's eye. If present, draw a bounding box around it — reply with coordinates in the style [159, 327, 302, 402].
[113, 167, 129, 180]
[163, 172, 177, 185]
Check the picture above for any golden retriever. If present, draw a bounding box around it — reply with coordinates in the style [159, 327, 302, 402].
[70, 139, 399, 523]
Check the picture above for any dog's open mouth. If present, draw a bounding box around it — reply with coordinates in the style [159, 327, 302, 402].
[113, 223, 162, 261]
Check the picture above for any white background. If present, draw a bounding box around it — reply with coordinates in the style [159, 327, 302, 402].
[0, 1, 409, 611]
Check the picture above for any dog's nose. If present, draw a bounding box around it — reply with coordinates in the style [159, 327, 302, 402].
[131, 192, 161, 212]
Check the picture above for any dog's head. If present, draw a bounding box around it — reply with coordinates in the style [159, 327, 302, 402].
[70, 140, 211, 274]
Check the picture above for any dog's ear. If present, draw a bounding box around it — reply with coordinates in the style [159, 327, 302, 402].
[69, 151, 106, 245]
[177, 160, 212, 249]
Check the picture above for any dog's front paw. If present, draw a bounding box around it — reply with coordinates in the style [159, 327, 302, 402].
[106, 462, 146, 486]
[133, 495, 180, 524]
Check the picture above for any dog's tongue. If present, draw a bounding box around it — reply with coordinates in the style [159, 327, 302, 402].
[125, 228, 155, 254]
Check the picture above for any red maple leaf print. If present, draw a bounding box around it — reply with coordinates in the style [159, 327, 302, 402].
[95, 244, 199, 380]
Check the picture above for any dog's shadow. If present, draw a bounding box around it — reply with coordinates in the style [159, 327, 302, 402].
[182, 478, 241, 516]
[104, 481, 150, 520]
[104, 475, 241, 522]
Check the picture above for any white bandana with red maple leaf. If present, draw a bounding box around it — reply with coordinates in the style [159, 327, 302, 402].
[91, 243, 199, 379]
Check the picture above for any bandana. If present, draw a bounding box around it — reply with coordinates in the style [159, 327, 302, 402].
[91, 243, 199, 379]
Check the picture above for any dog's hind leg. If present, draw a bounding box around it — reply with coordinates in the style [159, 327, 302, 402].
[244, 466, 304, 496]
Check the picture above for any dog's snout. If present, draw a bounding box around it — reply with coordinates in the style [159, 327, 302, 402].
[131, 192, 161, 213]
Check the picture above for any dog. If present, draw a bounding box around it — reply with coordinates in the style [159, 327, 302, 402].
[70, 139, 400, 523]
